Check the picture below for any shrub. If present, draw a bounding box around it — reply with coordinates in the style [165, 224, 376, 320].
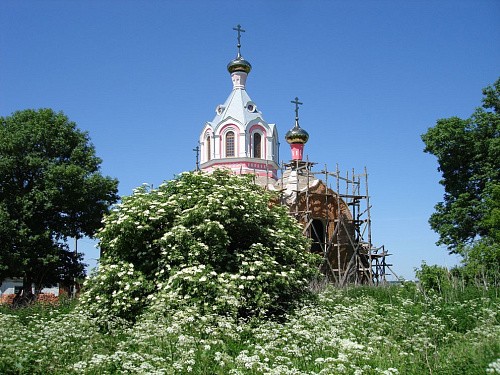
[78, 261, 154, 323]
[415, 262, 452, 293]
[80, 170, 321, 321]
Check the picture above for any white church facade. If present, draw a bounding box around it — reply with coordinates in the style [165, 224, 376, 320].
[198, 25, 280, 181]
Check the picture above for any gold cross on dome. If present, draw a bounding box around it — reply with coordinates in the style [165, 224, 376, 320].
[232, 24, 245, 55]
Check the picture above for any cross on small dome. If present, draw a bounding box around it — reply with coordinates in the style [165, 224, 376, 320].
[227, 24, 252, 74]
[285, 97, 309, 145]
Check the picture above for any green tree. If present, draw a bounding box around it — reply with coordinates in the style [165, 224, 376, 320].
[422, 78, 500, 254]
[0, 108, 119, 295]
[80, 170, 320, 323]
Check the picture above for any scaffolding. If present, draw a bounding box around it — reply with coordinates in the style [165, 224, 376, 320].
[278, 159, 395, 286]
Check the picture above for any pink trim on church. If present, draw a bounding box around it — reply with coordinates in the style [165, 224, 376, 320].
[204, 160, 277, 179]
[219, 124, 239, 157]
[290, 143, 304, 161]
[248, 124, 267, 159]
[248, 124, 266, 133]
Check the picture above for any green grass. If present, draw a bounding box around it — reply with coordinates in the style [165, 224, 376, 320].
[0, 283, 499, 374]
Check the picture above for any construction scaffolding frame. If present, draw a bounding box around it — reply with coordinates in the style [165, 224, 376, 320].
[278, 159, 394, 286]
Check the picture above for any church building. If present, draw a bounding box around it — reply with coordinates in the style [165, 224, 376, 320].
[197, 26, 392, 285]
[199, 25, 279, 182]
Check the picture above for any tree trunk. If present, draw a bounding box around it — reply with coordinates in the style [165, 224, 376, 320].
[22, 275, 32, 295]
[19, 274, 36, 305]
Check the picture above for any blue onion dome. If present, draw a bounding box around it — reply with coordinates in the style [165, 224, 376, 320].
[285, 121, 309, 144]
[227, 55, 252, 74]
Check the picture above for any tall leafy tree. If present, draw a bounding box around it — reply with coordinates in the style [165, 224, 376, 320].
[0, 109, 119, 294]
[422, 78, 500, 255]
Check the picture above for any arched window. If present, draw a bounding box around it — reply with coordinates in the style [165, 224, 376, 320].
[226, 131, 235, 157]
[311, 219, 325, 254]
[206, 135, 211, 161]
[253, 133, 262, 158]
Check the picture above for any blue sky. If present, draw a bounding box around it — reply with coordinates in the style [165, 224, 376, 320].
[1, 1, 499, 279]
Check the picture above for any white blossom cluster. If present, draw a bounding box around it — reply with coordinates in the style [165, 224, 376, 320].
[1, 285, 498, 374]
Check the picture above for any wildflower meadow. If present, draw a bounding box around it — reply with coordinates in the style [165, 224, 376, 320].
[1, 171, 498, 374]
[0, 284, 499, 374]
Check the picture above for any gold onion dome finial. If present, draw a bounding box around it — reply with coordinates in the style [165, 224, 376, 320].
[227, 24, 252, 74]
[285, 97, 309, 144]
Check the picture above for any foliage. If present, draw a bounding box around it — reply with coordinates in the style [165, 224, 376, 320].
[461, 239, 500, 286]
[0, 295, 77, 324]
[0, 109, 119, 292]
[78, 261, 154, 323]
[421, 78, 500, 254]
[19, 248, 86, 297]
[1, 284, 499, 374]
[80, 170, 321, 322]
[415, 262, 453, 294]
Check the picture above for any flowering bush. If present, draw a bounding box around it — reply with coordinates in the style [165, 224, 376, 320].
[80, 170, 320, 321]
[78, 260, 153, 323]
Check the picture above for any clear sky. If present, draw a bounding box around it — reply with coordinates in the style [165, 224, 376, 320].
[1, 1, 499, 280]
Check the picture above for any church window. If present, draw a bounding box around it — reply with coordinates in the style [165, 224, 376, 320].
[206, 136, 211, 161]
[216, 105, 225, 115]
[311, 219, 325, 254]
[246, 103, 257, 112]
[253, 133, 262, 158]
[226, 131, 235, 157]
